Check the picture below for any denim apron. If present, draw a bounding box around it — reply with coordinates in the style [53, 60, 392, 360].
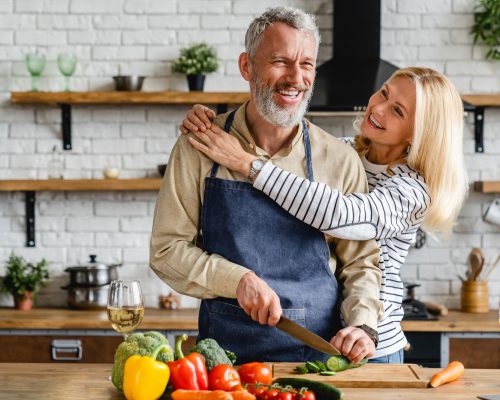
[198, 110, 341, 363]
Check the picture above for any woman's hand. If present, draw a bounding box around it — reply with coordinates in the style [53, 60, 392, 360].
[179, 104, 215, 134]
[188, 124, 255, 177]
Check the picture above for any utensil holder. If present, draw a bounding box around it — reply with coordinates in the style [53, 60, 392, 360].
[460, 280, 489, 313]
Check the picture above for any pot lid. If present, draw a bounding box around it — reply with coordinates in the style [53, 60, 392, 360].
[65, 254, 121, 271]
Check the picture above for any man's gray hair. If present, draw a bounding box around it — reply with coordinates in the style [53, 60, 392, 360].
[245, 6, 321, 60]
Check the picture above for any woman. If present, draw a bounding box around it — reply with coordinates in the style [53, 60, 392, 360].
[179, 67, 468, 363]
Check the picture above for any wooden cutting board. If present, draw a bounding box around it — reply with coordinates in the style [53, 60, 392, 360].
[272, 363, 431, 388]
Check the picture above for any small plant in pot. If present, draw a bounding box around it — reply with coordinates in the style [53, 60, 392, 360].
[0, 254, 50, 310]
[173, 42, 219, 91]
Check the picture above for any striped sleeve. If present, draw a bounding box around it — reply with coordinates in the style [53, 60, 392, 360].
[253, 162, 430, 240]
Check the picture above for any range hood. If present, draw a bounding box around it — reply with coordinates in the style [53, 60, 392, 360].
[309, 0, 398, 112]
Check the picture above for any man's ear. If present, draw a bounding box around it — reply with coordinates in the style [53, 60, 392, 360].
[238, 52, 253, 82]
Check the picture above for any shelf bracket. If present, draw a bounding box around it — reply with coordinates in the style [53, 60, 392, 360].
[25, 191, 36, 247]
[474, 106, 485, 153]
[60, 103, 72, 150]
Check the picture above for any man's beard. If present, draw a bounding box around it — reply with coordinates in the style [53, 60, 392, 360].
[253, 74, 313, 128]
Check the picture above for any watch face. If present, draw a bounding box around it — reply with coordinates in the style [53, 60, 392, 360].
[252, 159, 265, 170]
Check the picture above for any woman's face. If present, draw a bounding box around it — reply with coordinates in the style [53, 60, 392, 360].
[359, 76, 416, 150]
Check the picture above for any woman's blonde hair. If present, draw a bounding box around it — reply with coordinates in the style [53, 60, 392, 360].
[354, 67, 468, 235]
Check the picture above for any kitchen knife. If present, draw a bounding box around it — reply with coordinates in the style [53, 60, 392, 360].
[276, 316, 341, 356]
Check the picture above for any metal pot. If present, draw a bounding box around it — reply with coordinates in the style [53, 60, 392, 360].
[65, 255, 121, 287]
[61, 284, 109, 310]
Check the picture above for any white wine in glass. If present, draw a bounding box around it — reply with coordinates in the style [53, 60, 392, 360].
[107, 280, 144, 338]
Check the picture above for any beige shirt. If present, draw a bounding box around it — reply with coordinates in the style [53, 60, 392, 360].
[150, 103, 383, 329]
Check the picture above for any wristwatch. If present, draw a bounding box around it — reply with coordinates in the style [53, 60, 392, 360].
[248, 159, 266, 183]
[356, 324, 379, 347]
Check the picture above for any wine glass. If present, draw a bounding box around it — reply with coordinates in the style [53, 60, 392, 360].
[57, 53, 77, 92]
[25, 53, 46, 92]
[107, 280, 144, 339]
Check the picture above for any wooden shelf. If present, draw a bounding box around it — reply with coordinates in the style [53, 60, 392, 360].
[9, 91, 249, 151]
[10, 91, 249, 105]
[1, 179, 163, 247]
[474, 181, 500, 193]
[0, 178, 162, 192]
[461, 94, 500, 107]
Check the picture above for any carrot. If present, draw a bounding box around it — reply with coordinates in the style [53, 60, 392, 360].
[429, 361, 465, 388]
[231, 390, 256, 400]
[172, 389, 233, 400]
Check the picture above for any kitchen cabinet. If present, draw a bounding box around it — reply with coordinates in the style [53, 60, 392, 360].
[0, 308, 198, 363]
[402, 310, 500, 368]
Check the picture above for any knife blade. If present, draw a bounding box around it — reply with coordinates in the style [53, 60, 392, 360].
[276, 316, 340, 356]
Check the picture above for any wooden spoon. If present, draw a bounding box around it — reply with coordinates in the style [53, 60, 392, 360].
[469, 248, 484, 281]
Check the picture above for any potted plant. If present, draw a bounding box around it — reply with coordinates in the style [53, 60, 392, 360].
[471, 0, 500, 59]
[173, 42, 219, 91]
[0, 254, 50, 310]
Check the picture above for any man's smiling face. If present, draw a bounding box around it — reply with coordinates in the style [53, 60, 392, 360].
[246, 22, 317, 127]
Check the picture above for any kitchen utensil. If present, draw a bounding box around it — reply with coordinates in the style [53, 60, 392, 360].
[468, 248, 484, 281]
[276, 316, 340, 356]
[25, 52, 46, 91]
[113, 75, 145, 91]
[481, 254, 500, 280]
[461, 280, 489, 313]
[65, 254, 121, 287]
[423, 302, 448, 316]
[273, 363, 430, 388]
[103, 167, 120, 179]
[61, 284, 109, 310]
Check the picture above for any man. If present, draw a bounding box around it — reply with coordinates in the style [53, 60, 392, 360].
[150, 7, 382, 364]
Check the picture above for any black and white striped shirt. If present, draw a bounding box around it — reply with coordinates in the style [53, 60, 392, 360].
[253, 137, 430, 357]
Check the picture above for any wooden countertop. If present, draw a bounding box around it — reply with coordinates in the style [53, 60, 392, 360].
[401, 310, 500, 332]
[0, 308, 499, 332]
[0, 363, 498, 400]
[0, 308, 198, 330]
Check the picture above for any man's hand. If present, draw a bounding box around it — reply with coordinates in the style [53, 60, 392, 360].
[330, 326, 376, 365]
[236, 272, 282, 327]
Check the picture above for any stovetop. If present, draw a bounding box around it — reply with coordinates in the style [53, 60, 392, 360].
[402, 299, 437, 321]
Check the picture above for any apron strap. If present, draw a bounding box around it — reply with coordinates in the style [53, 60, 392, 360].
[210, 110, 237, 178]
[302, 120, 314, 182]
[210, 111, 314, 181]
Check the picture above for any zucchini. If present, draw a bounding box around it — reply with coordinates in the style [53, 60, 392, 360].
[326, 355, 367, 372]
[273, 377, 343, 400]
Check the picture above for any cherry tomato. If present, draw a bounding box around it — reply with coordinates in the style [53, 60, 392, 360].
[296, 390, 315, 400]
[248, 383, 268, 396]
[208, 364, 241, 391]
[238, 362, 273, 385]
[261, 388, 280, 400]
[278, 391, 296, 400]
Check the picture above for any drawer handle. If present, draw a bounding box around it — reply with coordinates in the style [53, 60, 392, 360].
[51, 339, 83, 361]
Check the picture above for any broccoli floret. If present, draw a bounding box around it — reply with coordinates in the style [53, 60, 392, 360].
[188, 338, 235, 371]
[111, 331, 174, 391]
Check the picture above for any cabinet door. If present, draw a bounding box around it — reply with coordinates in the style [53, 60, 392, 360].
[0, 335, 123, 363]
[449, 338, 500, 369]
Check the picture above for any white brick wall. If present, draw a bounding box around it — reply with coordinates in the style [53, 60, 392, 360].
[0, 0, 498, 311]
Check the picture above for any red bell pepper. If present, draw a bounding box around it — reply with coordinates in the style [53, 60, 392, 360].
[167, 334, 209, 390]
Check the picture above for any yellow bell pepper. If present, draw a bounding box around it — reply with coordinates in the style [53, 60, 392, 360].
[123, 344, 171, 400]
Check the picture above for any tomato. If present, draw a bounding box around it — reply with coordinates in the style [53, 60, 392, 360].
[261, 388, 280, 400]
[208, 364, 241, 391]
[248, 383, 268, 396]
[238, 362, 273, 385]
[277, 391, 296, 400]
[296, 390, 315, 400]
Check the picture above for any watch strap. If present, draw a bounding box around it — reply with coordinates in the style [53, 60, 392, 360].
[356, 324, 379, 347]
